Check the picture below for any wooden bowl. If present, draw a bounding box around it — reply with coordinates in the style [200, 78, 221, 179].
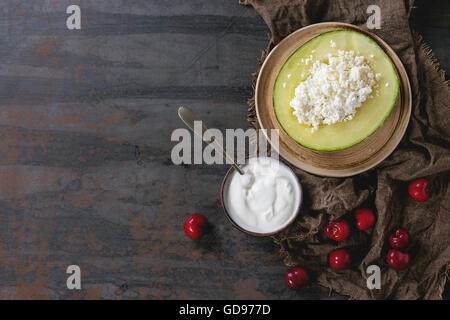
[255, 22, 412, 177]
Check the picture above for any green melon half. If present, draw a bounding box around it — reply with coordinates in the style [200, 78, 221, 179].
[273, 30, 399, 151]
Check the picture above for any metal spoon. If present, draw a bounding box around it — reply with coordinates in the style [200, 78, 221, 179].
[177, 106, 245, 175]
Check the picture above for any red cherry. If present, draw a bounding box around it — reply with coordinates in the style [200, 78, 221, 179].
[285, 267, 309, 290]
[408, 178, 430, 202]
[389, 228, 410, 249]
[323, 220, 350, 241]
[183, 214, 207, 239]
[329, 249, 351, 270]
[354, 208, 375, 230]
[386, 249, 410, 270]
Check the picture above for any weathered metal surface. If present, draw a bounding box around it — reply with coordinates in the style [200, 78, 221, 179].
[0, 0, 446, 299]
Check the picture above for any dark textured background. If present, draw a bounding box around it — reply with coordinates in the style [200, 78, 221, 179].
[0, 0, 447, 299]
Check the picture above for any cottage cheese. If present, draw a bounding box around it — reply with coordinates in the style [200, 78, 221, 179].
[290, 49, 378, 132]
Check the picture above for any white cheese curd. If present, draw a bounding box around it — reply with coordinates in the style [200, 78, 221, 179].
[289, 49, 379, 132]
[223, 157, 301, 234]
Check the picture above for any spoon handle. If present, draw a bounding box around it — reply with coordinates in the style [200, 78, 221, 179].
[178, 106, 244, 175]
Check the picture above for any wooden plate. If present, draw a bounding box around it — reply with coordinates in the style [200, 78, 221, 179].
[255, 22, 412, 177]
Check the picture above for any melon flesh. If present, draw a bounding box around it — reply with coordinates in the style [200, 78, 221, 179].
[273, 30, 399, 151]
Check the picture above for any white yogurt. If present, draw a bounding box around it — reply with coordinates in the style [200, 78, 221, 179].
[223, 157, 301, 234]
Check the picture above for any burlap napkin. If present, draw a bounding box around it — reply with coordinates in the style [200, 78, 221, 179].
[240, 0, 450, 299]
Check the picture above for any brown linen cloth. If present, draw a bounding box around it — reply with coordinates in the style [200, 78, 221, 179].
[240, 0, 450, 299]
